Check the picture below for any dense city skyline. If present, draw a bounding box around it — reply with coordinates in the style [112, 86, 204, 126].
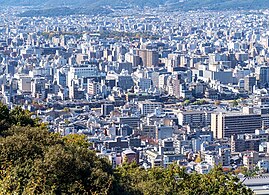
[0, 2, 269, 194]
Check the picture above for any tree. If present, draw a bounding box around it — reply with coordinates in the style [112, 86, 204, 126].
[215, 100, 221, 106]
[0, 127, 121, 194]
[0, 104, 40, 136]
[9, 106, 38, 127]
[183, 99, 191, 106]
[193, 99, 208, 105]
[63, 107, 70, 112]
[115, 163, 253, 195]
[63, 133, 92, 148]
[195, 155, 202, 163]
[231, 99, 239, 107]
[0, 103, 11, 132]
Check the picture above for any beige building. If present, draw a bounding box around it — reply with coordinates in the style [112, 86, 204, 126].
[144, 150, 162, 167]
[87, 81, 100, 95]
[243, 151, 259, 170]
[137, 49, 159, 67]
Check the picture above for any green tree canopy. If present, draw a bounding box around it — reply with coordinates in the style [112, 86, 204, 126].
[0, 103, 39, 135]
[231, 99, 239, 107]
[0, 127, 123, 194]
[115, 163, 253, 195]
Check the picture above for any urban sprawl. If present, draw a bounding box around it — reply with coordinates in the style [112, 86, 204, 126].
[2, 6, 269, 193]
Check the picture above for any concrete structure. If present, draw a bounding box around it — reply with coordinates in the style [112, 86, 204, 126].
[211, 112, 262, 139]
[138, 101, 163, 115]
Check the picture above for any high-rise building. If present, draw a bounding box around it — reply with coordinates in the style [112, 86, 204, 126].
[137, 49, 159, 67]
[156, 125, 173, 140]
[69, 80, 84, 100]
[147, 50, 159, 67]
[137, 49, 147, 66]
[244, 75, 256, 93]
[18, 75, 32, 92]
[116, 62, 133, 74]
[256, 66, 269, 87]
[55, 69, 66, 87]
[211, 112, 262, 139]
[125, 53, 141, 67]
[117, 75, 134, 91]
[31, 77, 46, 98]
[6, 61, 16, 76]
[118, 116, 140, 128]
[101, 104, 114, 116]
[87, 80, 100, 96]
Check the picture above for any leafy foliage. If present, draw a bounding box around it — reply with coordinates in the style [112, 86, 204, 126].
[0, 103, 11, 133]
[231, 99, 239, 107]
[115, 164, 254, 195]
[0, 127, 122, 194]
[0, 103, 39, 135]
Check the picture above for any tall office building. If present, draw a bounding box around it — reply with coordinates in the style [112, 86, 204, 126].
[256, 66, 269, 87]
[31, 77, 46, 98]
[116, 62, 133, 74]
[137, 49, 159, 67]
[18, 75, 32, 92]
[244, 75, 256, 93]
[118, 116, 140, 128]
[211, 112, 262, 139]
[101, 104, 114, 116]
[87, 80, 100, 96]
[231, 135, 260, 153]
[55, 69, 66, 87]
[137, 49, 147, 66]
[6, 61, 17, 76]
[147, 50, 159, 67]
[117, 75, 134, 91]
[69, 81, 84, 100]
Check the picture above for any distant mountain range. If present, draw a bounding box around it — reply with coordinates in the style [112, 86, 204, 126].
[0, 0, 168, 7]
[0, 0, 268, 9]
[1, 0, 268, 17]
[177, 0, 269, 11]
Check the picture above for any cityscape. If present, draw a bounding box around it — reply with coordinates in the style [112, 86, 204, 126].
[1, 1, 269, 194]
